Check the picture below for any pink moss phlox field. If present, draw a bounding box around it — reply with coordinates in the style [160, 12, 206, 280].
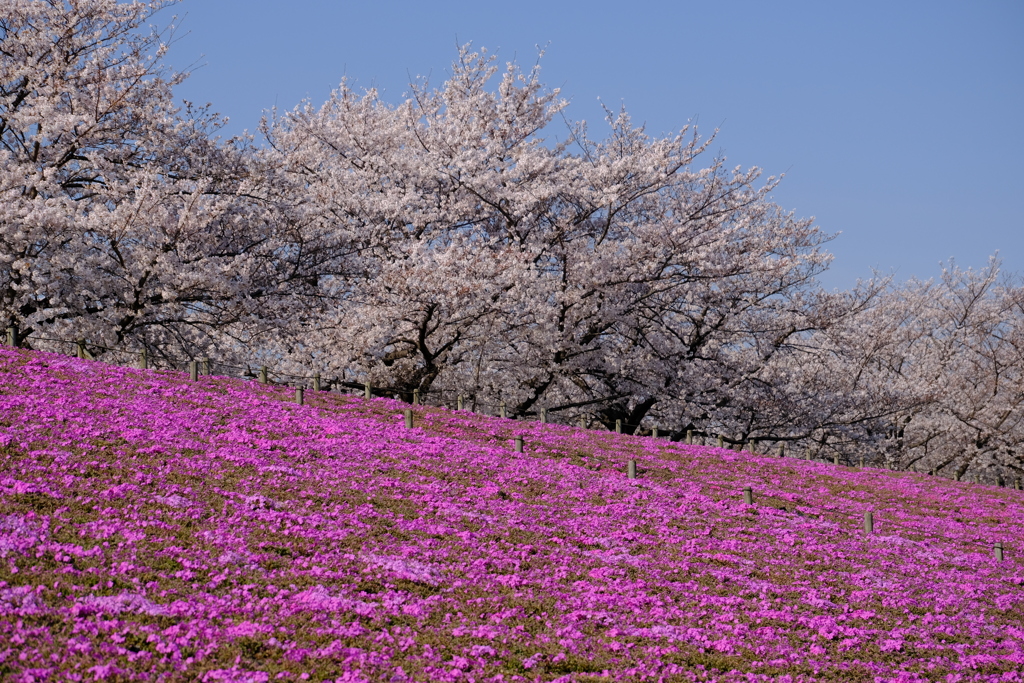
[1, 349, 1023, 682]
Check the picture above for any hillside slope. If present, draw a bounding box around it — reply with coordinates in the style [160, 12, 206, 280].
[1, 348, 1023, 682]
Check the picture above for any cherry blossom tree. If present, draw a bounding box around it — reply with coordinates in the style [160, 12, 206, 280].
[0, 0, 281, 362]
[259, 48, 1024, 483]
[261, 47, 837, 429]
[3, 6, 1021, 483]
[886, 262, 1024, 483]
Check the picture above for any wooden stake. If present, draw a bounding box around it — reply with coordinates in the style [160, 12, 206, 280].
[138, 349, 147, 370]
[313, 374, 321, 391]
[717, 435, 724, 448]
[514, 436, 523, 453]
[627, 459, 637, 479]
[743, 487, 753, 505]
[189, 361, 198, 382]
[259, 366, 268, 384]
[686, 430, 693, 445]
[295, 387, 304, 405]
[864, 511, 874, 535]
[404, 409, 413, 429]
[500, 400, 506, 418]
[995, 541, 1004, 562]
[540, 408, 547, 423]
[777, 443, 785, 458]
[364, 383, 371, 400]
[457, 395, 464, 411]
[615, 419, 622, 433]
[413, 389, 420, 405]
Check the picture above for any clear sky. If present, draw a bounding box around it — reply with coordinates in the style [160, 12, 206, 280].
[169, 0, 1023, 290]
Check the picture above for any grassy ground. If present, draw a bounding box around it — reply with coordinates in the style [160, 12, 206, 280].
[1, 347, 1022, 682]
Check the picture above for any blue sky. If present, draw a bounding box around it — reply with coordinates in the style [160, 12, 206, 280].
[170, 0, 1023, 290]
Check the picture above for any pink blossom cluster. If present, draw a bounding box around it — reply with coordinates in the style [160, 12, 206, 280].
[1, 348, 1023, 682]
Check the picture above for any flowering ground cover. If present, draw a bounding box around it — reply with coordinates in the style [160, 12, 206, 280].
[1, 348, 1023, 682]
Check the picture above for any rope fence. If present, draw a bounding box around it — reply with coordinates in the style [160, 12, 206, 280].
[3, 329, 1018, 564]
[505, 431, 1016, 563]
[694, 480, 1012, 558]
[5, 330, 1023, 491]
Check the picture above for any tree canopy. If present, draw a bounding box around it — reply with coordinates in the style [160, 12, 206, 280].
[3, 0, 1023, 485]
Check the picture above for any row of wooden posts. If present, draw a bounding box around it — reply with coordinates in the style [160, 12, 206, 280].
[394, 404, 1012, 563]
[6, 333, 1015, 489]
[627, 461, 1004, 562]
[5, 334, 1009, 563]
[194, 361, 1022, 489]
[16, 338, 782, 453]
[80, 347, 1024, 562]
[26, 338, 1024, 476]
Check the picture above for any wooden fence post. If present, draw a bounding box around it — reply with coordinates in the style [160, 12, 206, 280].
[258, 366, 267, 384]
[364, 383, 371, 400]
[137, 349, 147, 370]
[295, 387, 304, 405]
[540, 408, 547, 423]
[189, 361, 198, 382]
[200, 357, 210, 375]
[579, 416, 586, 429]
[652, 427, 659, 438]
[514, 436, 524, 453]
[995, 541, 1004, 562]
[743, 487, 753, 505]
[833, 455, 840, 466]
[313, 374, 321, 392]
[6, 326, 16, 347]
[457, 395, 464, 411]
[500, 400, 506, 418]
[76, 339, 93, 360]
[615, 419, 622, 433]
[413, 389, 420, 406]
[627, 459, 637, 479]
[777, 443, 785, 458]
[685, 429, 693, 445]
[404, 409, 413, 429]
[864, 512, 874, 535]
[717, 435, 724, 448]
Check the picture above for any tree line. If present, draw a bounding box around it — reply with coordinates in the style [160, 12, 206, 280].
[3, 0, 1023, 484]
